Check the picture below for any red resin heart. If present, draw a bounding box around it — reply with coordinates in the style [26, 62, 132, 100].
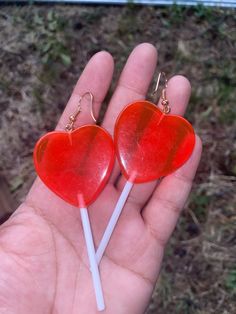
[34, 125, 115, 207]
[114, 100, 195, 183]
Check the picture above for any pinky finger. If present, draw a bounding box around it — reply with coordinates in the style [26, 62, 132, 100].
[142, 135, 202, 247]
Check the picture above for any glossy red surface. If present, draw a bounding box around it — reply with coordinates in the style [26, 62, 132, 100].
[34, 125, 115, 207]
[114, 100, 195, 183]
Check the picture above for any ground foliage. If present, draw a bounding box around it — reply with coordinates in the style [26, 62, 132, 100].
[0, 4, 235, 314]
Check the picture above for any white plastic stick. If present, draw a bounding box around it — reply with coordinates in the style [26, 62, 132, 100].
[80, 207, 105, 311]
[96, 180, 134, 264]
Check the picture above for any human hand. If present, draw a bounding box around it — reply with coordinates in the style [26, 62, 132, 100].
[0, 43, 202, 314]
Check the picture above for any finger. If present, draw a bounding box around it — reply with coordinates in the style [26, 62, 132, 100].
[102, 43, 158, 185]
[56, 51, 114, 130]
[101, 43, 158, 184]
[142, 135, 202, 247]
[116, 75, 192, 208]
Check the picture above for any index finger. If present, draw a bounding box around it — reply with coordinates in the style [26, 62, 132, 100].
[56, 51, 114, 130]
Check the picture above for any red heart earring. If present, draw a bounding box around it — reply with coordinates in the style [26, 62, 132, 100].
[34, 92, 114, 208]
[34, 92, 115, 311]
[96, 73, 195, 263]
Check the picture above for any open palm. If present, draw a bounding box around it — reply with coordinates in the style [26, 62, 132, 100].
[0, 44, 201, 314]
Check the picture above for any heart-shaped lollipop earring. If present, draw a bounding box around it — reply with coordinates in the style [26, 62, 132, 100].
[96, 73, 196, 263]
[34, 92, 115, 311]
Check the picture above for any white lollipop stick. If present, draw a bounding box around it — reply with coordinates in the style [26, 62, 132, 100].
[96, 180, 134, 264]
[80, 207, 105, 311]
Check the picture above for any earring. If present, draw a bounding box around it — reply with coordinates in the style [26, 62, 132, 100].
[34, 92, 115, 311]
[34, 92, 114, 208]
[95, 73, 196, 263]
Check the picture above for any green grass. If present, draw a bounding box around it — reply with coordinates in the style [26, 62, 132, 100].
[25, 10, 71, 66]
[189, 191, 210, 223]
[225, 269, 236, 295]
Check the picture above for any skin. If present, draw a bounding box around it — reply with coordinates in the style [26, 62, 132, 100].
[0, 43, 202, 314]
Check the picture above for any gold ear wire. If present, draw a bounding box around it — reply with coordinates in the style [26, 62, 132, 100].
[66, 92, 97, 131]
[152, 72, 170, 114]
[81, 92, 97, 123]
[152, 72, 168, 96]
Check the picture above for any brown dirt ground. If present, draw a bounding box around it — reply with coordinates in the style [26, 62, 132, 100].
[0, 4, 235, 314]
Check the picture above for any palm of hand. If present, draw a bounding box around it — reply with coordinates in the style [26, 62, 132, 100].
[0, 44, 201, 314]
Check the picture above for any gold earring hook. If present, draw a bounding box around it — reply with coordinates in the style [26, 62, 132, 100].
[65, 92, 97, 131]
[152, 72, 170, 114]
[81, 92, 97, 123]
[152, 72, 168, 96]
